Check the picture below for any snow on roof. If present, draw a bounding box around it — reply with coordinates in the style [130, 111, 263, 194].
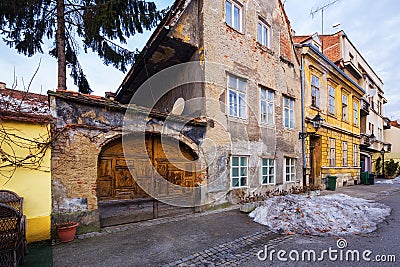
[0, 87, 50, 123]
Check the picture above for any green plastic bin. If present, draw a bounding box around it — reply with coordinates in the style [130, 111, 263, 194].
[327, 175, 337, 191]
[360, 172, 370, 185]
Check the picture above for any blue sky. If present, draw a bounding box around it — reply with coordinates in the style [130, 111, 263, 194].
[0, 0, 399, 120]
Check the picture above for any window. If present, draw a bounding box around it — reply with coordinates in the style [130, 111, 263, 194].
[353, 101, 359, 126]
[228, 74, 247, 119]
[378, 101, 382, 115]
[260, 87, 274, 125]
[342, 94, 348, 121]
[261, 158, 275, 185]
[231, 156, 248, 188]
[353, 144, 358, 167]
[378, 128, 383, 141]
[330, 138, 336, 167]
[284, 157, 296, 182]
[225, 0, 242, 31]
[311, 75, 320, 108]
[342, 141, 348, 166]
[283, 96, 295, 129]
[328, 85, 335, 115]
[369, 122, 374, 135]
[257, 20, 270, 48]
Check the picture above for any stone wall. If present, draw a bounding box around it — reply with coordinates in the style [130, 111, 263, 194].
[49, 91, 207, 228]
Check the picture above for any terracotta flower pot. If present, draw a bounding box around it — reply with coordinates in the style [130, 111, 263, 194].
[56, 222, 79, 243]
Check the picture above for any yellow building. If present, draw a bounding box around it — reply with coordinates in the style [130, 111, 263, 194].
[0, 83, 51, 242]
[295, 35, 364, 189]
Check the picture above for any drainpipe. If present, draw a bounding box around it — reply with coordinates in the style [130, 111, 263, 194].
[300, 50, 307, 186]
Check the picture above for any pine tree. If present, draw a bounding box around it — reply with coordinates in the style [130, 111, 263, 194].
[0, 0, 165, 94]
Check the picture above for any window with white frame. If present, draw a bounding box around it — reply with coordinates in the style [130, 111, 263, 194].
[378, 128, 383, 141]
[225, 0, 242, 32]
[284, 157, 296, 182]
[257, 20, 270, 48]
[311, 75, 320, 108]
[261, 158, 275, 185]
[283, 96, 295, 129]
[231, 156, 248, 188]
[343, 141, 348, 166]
[353, 101, 359, 126]
[328, 85, 335, 115]
[228, 74, 247, 119]
[260, 86, 274, 125]
[330, 138, 336, 167]
[342, 94, 348, 122]
[353, 144, 358, 167]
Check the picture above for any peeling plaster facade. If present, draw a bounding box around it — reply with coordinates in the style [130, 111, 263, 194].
[117, 0, 303, 205]
[49, 91, 207, 227]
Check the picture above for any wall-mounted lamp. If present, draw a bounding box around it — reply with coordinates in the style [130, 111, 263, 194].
[299, 113, 325, 139]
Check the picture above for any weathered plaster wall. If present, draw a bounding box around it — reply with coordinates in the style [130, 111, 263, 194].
[50, 92, 206, 228]
[201, 0, 303, 203]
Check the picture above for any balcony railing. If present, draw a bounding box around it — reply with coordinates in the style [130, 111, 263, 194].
[360, 133, 373, 147]
[383, 117, 391, 129]
[360, 98, 370, 117]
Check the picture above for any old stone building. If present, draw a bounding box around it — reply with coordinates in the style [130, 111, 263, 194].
[49, 90, 207, 227]
[116, 0, 302, 205]
[49, 0, 303, 229]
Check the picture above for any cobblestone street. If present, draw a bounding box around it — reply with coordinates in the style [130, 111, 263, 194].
[52, 182, 400, 267]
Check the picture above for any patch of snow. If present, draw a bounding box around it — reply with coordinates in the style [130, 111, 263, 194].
[249, 194, 391, 236]
[375, 176, 400, 184]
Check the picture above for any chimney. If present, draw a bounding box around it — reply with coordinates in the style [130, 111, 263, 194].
[0, 82, 6, 90]
[105, 92, 116, 100]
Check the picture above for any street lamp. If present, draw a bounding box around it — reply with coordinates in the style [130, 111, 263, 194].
[299, 113, 325, 139]
[381, 147, 385, 178]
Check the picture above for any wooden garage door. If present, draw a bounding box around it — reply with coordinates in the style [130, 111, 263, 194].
[97, 134, 197, 202]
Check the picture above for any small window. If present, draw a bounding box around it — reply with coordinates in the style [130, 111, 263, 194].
[225, 0, 242, 32]
[311, 75, 320, 108]
[353, 144, 358, 167]
[283, 96, 295, 129]
[369, 122, 374, 135]
[353, 101, 359, 126]
[330, 138, 336, 167]
[228, 74, 247, 119]
[284, 157, 296, 182]
[260, 87, 274, 125]
[342, 94, 348, 122]
[257, 20, 270, 48]
[328, 85, 335, 115]
[261, 158, 275, 185]
[231, 156, 248, 188]
[343, 141, 348, 166]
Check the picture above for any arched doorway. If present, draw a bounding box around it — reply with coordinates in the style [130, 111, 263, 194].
[97, 134, 198, 226]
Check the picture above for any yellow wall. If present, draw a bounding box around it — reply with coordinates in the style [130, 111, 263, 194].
[0, 120, 51, 242]
[302, 47, 363, 187]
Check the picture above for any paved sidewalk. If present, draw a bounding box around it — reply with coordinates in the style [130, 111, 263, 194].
[52, 181, 400, 267]
[53, 207, 280, 267]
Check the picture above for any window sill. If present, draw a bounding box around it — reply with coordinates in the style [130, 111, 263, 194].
[259, 122, 275, 128]
[256, 42, 274, 55]
[230, 186, 249, 190]
[262, 183, 276, 186]
[227, 115, 248, 124]
[283, 127, 296, 131]
[225, 23, 244, 35]
[310, 106, 321, 112]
